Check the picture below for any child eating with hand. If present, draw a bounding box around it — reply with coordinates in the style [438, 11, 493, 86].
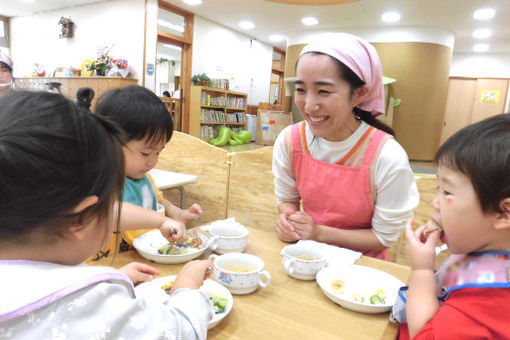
[395, 114, 510, 339]
[95, 85, 203, 248]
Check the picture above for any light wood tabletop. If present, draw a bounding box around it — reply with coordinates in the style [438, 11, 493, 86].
[91, 225, 410, 340]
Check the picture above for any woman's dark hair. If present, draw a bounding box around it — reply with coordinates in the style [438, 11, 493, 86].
[95, 85, 173, 145]
[298, 52, 394, 136]
[0, 61, 12, 74]
[435, 113, 510, 213]
[0, 91, 125, 241]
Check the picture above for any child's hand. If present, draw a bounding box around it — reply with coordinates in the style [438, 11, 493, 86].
[179, 203, 203, 224]
[170, 260, 213, 293]
[160, 218, 187, 243]
[405, 219, 441, 270]
[275, 210, 300, 242]
[120, 262, 160, 286]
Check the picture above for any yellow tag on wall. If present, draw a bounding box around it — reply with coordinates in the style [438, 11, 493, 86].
[481, 90, 500, 103]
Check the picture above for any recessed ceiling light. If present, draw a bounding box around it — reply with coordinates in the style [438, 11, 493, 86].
[301, 17, 319, 26]
[473, 43, 489, 52]
[472, 28, 492, 39]
[473, 8, 495, 20]
[381, 11, 401, 23]
[182, 0, 202, 5]
[269, 34, 286, 42]
[238, 20, 255, 30]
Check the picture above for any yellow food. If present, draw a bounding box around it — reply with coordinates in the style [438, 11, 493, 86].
[424, 219, 443, 237]
[293, 255, 318, 261]
[330, 279, 345, 293]
[161, 278, 175, 292]
[222, 265, 254, 273]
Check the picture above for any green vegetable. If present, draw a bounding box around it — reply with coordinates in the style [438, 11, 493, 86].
[208, 294, 228, 313]
[369, 294, 385, 305]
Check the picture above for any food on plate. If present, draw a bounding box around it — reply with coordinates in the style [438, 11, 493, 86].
[157, 235, 205, 255]
[423, 219, 443, 237]
[292, 255, 318, 261]
[221, 265, 254, 273]
[206, 291, 229, 314]
[330, 279, 345, 293]
[161, 277, 176, 292]
[351, 289, 387, 305]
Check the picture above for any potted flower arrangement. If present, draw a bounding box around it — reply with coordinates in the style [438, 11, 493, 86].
[87, 46, 113, 76]
[191, 73, 211, 87]
[112, 58, 129, 77]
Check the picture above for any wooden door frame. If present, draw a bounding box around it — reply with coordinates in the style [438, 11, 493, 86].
[271, 47, 286, 108]
[156, 1, 194, 133]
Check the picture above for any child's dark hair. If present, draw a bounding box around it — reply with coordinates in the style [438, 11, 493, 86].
[435, 113, 510, 213]
[298, 52, 394, 136]
[0, 91, 125, 241]
[95, 85, 173, 145]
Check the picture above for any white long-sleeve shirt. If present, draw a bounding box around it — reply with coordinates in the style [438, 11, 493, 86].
[272, 121, 420, 247]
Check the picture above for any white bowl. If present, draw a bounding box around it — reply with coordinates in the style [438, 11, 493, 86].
[316, 265, 404, 314]
[208, 224, 249, 254]
[139, 275, 233, 329]
[133, 230, 209, 264]
[280, 244, 327, 280]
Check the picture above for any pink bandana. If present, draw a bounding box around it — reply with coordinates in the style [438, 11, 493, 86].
[0, 53, 13, 70]
[300, 33, 385, 116]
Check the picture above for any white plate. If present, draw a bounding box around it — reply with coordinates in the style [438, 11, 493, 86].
[151, 275, 234, 329]
[316, 265, 404, 314]
[133, 230, 209, 264]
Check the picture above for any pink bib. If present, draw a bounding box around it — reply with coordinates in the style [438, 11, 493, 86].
[291, 122, 388, 259]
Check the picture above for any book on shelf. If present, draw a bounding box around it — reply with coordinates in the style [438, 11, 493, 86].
[210, 78, 229, 90]
[226, 96, 246, 109]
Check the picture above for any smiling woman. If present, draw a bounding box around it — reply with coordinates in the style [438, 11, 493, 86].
[272, 33, 419, 261]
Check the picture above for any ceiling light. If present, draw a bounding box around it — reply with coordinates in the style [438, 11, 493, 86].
[182, 0, 202, 5]
[472, 28, 492, 39]
[381, 11, 401, 23]
[238, 20, 255, 30]
[301, 17, 319, 26]
[473, 8, 495, 20]
[269, 34, 286, 42]
[473, 43, 489, 52]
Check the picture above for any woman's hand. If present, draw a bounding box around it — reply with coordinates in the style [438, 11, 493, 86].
[119, 262, 160, 286]
[287, 211, 319, 240]
[179, 203, 203, 224]
[405, 219, 440, 271]
[160, 218, 187, 243]
[276, 211, 300, 242]
[171, 260, 213, 293]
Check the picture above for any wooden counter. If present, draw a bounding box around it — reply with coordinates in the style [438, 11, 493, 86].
[91, 225, 410, 339]
[14, 76, 138, 110]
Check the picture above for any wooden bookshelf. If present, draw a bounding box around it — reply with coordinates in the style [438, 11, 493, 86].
[189, 86, 248, 140]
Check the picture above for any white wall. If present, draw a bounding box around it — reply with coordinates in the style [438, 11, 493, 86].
[192, 16, 273, 106]
[10, 0, 144, 82]
[450, 53, 510, 78]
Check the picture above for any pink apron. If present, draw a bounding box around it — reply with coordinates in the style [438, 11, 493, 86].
[291, 121, 388, 260]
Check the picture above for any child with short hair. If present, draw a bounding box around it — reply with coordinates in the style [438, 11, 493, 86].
[95, 85, 202, 247]
[0, 91, 213, 339]
[396, 114, 510, 339]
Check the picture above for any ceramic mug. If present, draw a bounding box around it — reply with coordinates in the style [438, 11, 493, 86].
[209, 224, 249, 254]
[281, 244, 328, 280]
[157, 203, 165, 215]
[209, 253, 271, 295]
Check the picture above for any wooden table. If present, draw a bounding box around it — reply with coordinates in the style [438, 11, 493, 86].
[148, 168, 198, 208]
[92, 225, 410, 339]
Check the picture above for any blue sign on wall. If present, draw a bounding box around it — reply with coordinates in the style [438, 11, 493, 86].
[147, 63, 155, 75]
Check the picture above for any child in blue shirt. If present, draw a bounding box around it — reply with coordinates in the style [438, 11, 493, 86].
[95, 85, 202, 247]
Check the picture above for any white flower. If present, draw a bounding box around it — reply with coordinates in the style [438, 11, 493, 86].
[0, 328, 13, 338]
[27, 312, 41, 326]
[67, 298, 86, 311]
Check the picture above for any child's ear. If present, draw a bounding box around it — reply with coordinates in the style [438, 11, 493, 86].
[494, 198, 510, 230]
[68, 195, 99, 240]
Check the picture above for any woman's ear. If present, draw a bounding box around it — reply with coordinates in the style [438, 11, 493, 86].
[68, 195, 99, 239]
[494, 198, 510, 230]
[353, 85, 370, 107]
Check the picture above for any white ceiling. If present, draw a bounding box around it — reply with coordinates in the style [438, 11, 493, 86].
[2, 0, 509, 54]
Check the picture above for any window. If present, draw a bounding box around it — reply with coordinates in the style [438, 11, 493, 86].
[0, 16, 9, 50]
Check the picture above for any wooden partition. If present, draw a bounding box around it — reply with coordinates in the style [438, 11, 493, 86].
[228, 147, 278, 232]
[157, 132, 229, 227]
